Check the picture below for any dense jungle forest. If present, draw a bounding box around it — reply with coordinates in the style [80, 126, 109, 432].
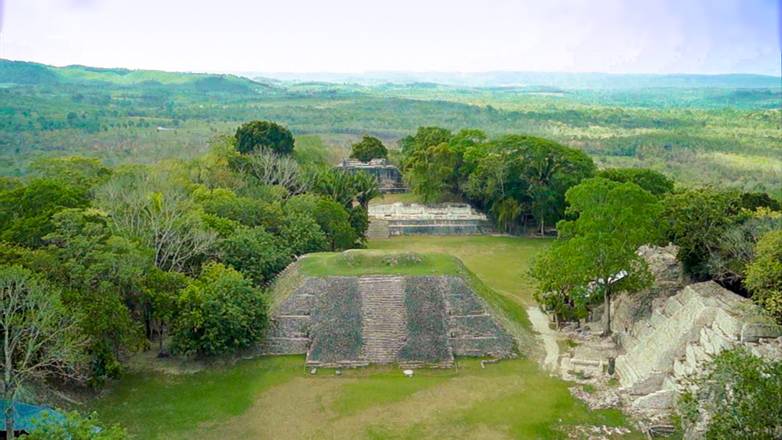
[1, 59, 780, 196]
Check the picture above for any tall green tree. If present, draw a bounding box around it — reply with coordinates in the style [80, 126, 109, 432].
[349, 136, 388, 162]
[532, 177, 663, 333]
[44, 208, 148, 380]
[234, 120, 294, 155]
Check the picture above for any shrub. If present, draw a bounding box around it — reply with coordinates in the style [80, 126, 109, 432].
[23, 411, 127, 440]
[745, 230, 782, 323]
[171, 263, 268, 357]
[678, 348, 782, 439]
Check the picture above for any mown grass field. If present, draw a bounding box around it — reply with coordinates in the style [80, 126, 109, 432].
[90, 235, 643, 439]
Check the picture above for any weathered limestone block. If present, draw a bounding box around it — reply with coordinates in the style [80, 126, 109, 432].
[631, 389, 676, 411]
[740, 323, 782, 343]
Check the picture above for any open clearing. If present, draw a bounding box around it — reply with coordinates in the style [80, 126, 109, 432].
[90, 236, 643, 439]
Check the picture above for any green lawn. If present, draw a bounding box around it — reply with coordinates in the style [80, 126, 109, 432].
[89, 235, 644, 439]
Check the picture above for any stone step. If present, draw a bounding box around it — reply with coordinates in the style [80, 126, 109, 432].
[359, 276, 407, 364]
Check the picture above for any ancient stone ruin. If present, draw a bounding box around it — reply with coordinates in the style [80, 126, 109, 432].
[555, 245, 782, 432]
[261, 275, 514, 367]
[368, 203, 491, 238]
[335, 158, 406, 193]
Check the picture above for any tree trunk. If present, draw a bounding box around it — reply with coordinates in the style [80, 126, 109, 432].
[539, 218, 545, 236]
[5, 407, 14, 440]
[4, 326, 14, 440]
[4, 386, 15, 440]
[603, 284, 612, 336]
[159, 325, 165, 354]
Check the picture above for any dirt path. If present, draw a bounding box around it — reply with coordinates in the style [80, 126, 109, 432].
[526, 306, 559, 372]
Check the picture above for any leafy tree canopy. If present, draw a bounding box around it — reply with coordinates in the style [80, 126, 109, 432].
[234, 120, 294, 155]
[349, 135, 388, 162]
[597, 167, 674, 196]
[170, 263, 267, 357]
[532, 177, 662, 331]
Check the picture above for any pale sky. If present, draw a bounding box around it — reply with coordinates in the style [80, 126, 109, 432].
[0, 0, 780, 75]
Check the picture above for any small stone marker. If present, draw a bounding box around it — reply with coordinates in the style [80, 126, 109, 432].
[403, 369, 414, 378]
[309, 368, 317, 375]
[335, 369, 342, 376]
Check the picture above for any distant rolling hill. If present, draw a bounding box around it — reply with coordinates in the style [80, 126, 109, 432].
[247, 70, 782, 90]
[0, 59, 276, 94]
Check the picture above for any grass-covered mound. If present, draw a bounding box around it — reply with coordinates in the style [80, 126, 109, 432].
[298, 250, 462, 277]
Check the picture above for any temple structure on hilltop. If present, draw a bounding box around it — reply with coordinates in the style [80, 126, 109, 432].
[335, 158, 406, 193]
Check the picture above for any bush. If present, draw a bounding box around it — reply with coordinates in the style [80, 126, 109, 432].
[678, 348, 782, 439]
[171, 263, 268, 357]
[23, 411, 127, 440]
[745, 230, 782, 323]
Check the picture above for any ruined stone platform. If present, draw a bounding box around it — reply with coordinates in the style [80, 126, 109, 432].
[368, 203, 491, 237]
[260, 275, 514, 367]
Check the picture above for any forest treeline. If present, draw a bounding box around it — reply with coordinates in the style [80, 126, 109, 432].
[1, 59, 779, 195]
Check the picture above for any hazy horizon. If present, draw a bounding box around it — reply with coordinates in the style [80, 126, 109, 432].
[1, 0, 780, 76]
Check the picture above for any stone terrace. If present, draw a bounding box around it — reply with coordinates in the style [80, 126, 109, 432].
[261, 275, 514, 367]
[368, 203, 491, 237]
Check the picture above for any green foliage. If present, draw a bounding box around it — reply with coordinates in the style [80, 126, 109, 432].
[745, 230, 782, 323]
[679, 348, 782, 439]
[234, 120, 294, 155]
[663, 189, 742, 279]
[23, 411, 127, 440]
[532, 178, 662, 329]
[739, 191, 781, 211]
[278, 212, 329, 255]
[464, 134, 596, 232]
[285, 194, 356, 250]
[170, 263, 268, 357]
[44, 208, 147, 380]
[349, 135, 388, 162]
[311, 198, 357, 251]
[193, 186, 283, 229]
[29, 156, 112, 188]
[705, 211, 782, 288]
[309, 169, 379, 245]
[0, 179, 90, 247]
[597, 167, 674, 196]
[219, 226, 292, 285]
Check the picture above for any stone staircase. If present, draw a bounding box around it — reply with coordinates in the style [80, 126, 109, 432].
[359, 276, 407, 364]
[616, 281, 782, 406]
